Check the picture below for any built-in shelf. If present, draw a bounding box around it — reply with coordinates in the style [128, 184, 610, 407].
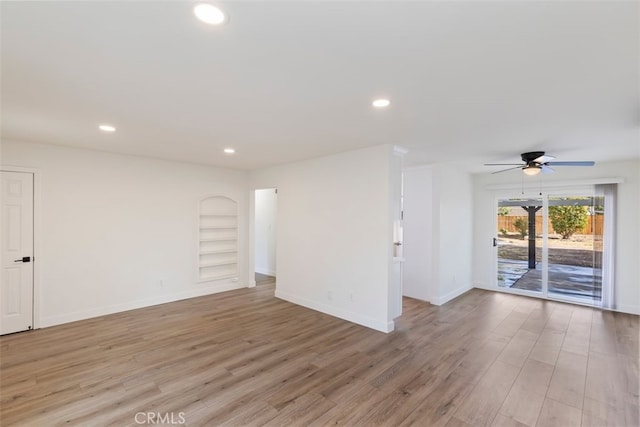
[199, 260, 237, 268]
[200, 249, 237, 255]
[198, 196, 238, 282]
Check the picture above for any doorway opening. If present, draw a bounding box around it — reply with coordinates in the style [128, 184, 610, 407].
[254, 188, 277, 286]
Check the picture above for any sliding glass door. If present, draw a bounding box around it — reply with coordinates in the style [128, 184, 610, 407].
[495, 188, 611, 307]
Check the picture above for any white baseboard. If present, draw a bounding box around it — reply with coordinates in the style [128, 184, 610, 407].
[612, 303, 640, 315]
[40, 282, 246, 328]
[248, 280, 257, 288]
[472, 282, 492, 291]
[430, 284, 473, 306]
[255, 267, 276, 277]
[275, 289, 394, 333]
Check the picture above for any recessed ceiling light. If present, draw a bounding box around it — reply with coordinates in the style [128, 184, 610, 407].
[194, 4, 227, 25]
[372, 99, 391, 108]
[98, 124, 116, 132]
[223, 148, 235, 154]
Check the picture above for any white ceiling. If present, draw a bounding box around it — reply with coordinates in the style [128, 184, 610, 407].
[2, 1, 638, 171]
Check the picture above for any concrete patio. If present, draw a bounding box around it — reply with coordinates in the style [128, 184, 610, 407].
[498, 259, 602, 302]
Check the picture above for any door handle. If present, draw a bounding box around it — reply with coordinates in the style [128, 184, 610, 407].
[493, 238, 497, 247]
[14, 256, 31, 263]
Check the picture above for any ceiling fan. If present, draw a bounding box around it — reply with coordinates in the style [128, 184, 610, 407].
[484, 151, 595, 175]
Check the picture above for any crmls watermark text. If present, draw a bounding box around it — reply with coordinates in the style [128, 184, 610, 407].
[134, 412, 186, 425]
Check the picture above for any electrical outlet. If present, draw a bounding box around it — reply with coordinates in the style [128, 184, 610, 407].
[327, 291, 332, 301]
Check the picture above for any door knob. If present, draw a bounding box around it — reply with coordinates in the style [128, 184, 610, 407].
[14, 256, 31, 263]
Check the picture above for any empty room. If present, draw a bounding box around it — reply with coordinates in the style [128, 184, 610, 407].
[1, 1, 638, 426]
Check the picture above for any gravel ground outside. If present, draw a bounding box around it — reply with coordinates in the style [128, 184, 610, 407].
[497, 234, 600, 268]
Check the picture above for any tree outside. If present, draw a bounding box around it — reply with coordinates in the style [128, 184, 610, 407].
[548, 205, 588, 239]
[513, 217, 528, 239]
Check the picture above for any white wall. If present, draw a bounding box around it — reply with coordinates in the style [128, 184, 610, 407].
[402, 164, 474, 305]
[433, 165, 474, 304]
[254, 188, 277, 276]
[472, 159, 640, 315]
[1, 140, 249, 327]
[250, 145, 399, 332]
[402, 166, 433, 301]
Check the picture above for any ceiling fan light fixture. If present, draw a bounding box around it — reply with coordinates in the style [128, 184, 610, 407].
[485, 152, 594, 175]
[523, 165, 541, 176]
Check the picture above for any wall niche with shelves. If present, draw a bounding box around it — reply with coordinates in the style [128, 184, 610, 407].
[198, 196, 238, 282]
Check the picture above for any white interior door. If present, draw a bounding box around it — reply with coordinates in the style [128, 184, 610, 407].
[1, 171, 34, 334]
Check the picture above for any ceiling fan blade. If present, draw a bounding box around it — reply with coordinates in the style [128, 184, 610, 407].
[546, 161, 595, 166]
[541, 165, 555, 174]
[491, 166, 523, 174]
[533, 155, 555, 163]
[484, 163, 523, 166]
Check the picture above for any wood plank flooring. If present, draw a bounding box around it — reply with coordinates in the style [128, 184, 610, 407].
[1, 275, 638, 426]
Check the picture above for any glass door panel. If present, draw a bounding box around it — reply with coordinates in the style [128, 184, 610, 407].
[496, 197, 543, 293]
[547, 196, 602, 304]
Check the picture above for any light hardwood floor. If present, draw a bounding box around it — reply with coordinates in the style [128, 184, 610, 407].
[1, 275, 638, 426]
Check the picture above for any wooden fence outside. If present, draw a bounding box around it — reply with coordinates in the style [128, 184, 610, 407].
[497, 215, 603, 236]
